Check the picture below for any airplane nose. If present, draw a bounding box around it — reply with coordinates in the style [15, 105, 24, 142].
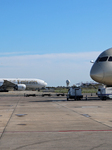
[44, 82, 47, 87]
[90, 63, 104, 82]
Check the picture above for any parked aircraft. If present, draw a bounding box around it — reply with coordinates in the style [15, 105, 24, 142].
[90, 48, 112, 86]
[0, 78, 47, 92]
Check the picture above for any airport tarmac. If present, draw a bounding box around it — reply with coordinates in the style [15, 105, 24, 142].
[0, 92, 112, 150]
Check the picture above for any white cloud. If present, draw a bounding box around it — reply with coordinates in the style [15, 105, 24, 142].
[0, 51, 101, 86]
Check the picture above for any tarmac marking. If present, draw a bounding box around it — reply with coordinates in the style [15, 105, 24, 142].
[0, 98, 21, 140]
[1, 130, 112, 133]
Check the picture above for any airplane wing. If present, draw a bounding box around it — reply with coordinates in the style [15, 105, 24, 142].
[0, 80, 16, 90]
[3, 80, 16, 87]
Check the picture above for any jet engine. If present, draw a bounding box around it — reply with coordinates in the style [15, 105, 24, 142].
[14, 84, 26, 91]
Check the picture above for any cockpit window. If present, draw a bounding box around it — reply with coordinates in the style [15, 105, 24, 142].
[108, 56, 112, 61]
[96, 57, 100, 62]
[96, 56, 108, 62]
[99, 56, 108, 62]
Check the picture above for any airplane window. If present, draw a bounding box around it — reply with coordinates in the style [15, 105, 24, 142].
[99, 56, 108, 62]
[108, 56, 112, 61]
[96, 57, 100, 62]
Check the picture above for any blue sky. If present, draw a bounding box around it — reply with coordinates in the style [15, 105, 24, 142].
[0, 0, 112, 86]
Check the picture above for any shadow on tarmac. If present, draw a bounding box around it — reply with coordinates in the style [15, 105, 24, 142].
[29, 100, 67, 102]
[29, 97, 101, 103]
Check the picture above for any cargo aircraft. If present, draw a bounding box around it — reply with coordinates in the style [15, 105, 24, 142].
[0, 78, 47, 92]
[90, 48, 112, 86]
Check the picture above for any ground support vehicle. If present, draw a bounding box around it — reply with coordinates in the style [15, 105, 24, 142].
[97, 86, 112, 100]
[67, 87, 83, 101]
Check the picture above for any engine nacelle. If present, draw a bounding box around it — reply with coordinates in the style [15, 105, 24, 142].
[15, 84, 26, 91]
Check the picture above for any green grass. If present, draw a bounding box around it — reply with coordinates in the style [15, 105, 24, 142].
[45, 86, 98, 94]
[54, 87, 98, 94]
[54, 88, 68, 93]
[82, 88, 97, 93]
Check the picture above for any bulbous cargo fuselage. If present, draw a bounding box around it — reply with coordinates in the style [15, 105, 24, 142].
[90, 48, 112, 86]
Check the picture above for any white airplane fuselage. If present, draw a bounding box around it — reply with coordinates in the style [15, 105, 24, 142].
[0, 78, 47, 91]
[90, 48, 112, 86]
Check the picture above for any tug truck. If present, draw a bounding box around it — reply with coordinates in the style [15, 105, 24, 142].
[67, 87, 83, 101]
[97, 86, 112, 100]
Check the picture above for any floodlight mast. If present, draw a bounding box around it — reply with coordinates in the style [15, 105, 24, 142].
[66, 80, 70, 87]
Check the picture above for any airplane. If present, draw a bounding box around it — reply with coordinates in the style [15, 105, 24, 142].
[0, 78, 47, 92]
[90, 48, 112, 86]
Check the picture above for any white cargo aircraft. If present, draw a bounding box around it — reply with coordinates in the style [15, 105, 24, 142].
[90, 48, 112, 86]
[0, 78, 47, 92]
